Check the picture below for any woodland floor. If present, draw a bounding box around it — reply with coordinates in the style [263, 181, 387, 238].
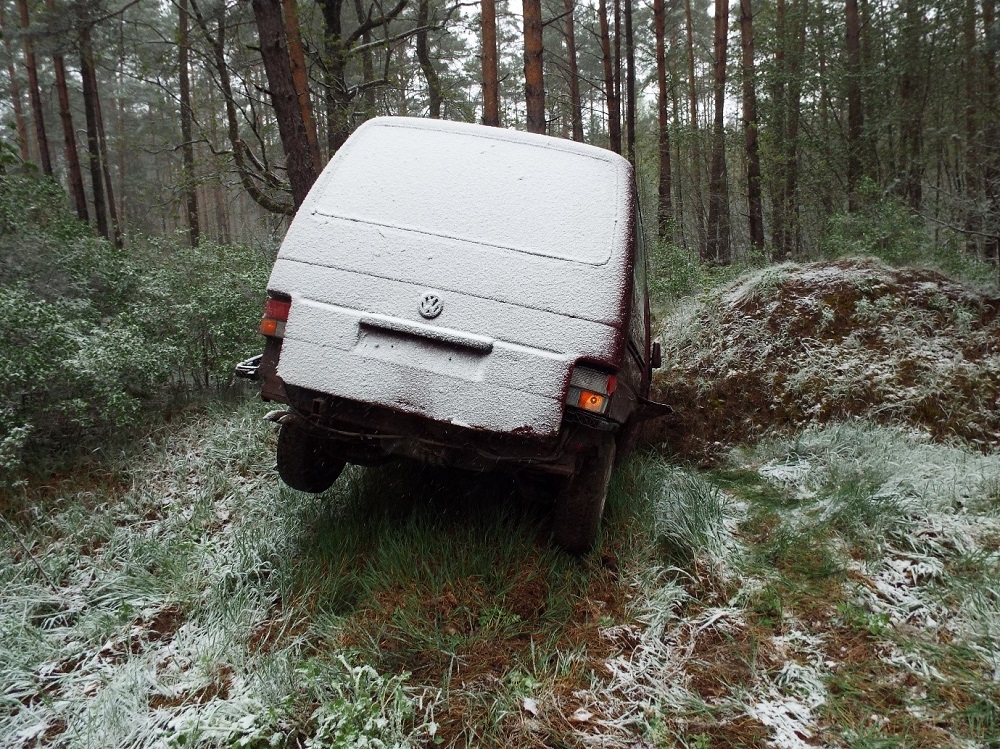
[1, 259, 998, 749]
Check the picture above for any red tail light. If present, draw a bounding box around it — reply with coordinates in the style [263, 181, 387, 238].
[263, 298, 290, 321]
[260, 295, 291, 337]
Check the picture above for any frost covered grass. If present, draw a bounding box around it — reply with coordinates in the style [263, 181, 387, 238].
[0, 401, 687, 748]
[3, 401, 999, 748]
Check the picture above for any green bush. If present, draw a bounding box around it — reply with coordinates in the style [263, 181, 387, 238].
[0, 170, 270, 480]
[821, 178, 997, 286]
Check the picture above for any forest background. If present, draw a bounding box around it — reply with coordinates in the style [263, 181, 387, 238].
[0, 0, 998, 479]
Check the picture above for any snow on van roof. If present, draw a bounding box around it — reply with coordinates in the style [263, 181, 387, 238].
[303, 117, 632, 266]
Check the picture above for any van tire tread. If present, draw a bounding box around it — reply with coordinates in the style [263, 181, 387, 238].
[553, 435, 616, 554]
[276, 423, 345, 493]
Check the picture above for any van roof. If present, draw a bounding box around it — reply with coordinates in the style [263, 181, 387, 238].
[301, 117, 633, 266]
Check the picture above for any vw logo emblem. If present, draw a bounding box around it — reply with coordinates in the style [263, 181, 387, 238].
[418, 291, 443, 319]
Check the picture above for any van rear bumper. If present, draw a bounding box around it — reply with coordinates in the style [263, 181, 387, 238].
[277, 383, 598, 475]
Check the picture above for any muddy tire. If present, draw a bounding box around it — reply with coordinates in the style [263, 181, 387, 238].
[552, 435, 616, 554]
[276, 423, 345, 493]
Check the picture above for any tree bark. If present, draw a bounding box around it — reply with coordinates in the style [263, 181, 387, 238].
[670, 28, 685, 242]
[0, 4, 31, 163]
[984, 0, 999, 262]
[79, 28, 108, 240]
[684, 0, 705, 253]
[191, 0, 294, 214]
[481, 0, 500, 126]
[624, 0, 635, 164]
[706, 0, 730, 264]
[899, 0, 923, 211]
[251, 0, 318, 210]
[283, 0, 322, 170]
[740, 0, 764, 251]
[523, 0, 545, 134]
[179, 0, 200, 246]
[52, 56, 87, 220]
[351, 0, 375, 116]
[564, 0, 583, 142]
[845, 0, 864, 211]
[964, 0, 981, 243]
[416, 0, 441, 118]
[771, 0, 787, 248]
[86, 34, 122, 247]
[598, 0, 620, 152]
[15, 0, 52, 175]
[780, 0, 806, 256]
[316, 0, 408, 152]
[654, 0, 672, 237]
[613, 0, 621, 134]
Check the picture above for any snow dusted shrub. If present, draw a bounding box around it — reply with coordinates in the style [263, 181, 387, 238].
[652, 258, 1000, 462]
[0, 171, 269, 480]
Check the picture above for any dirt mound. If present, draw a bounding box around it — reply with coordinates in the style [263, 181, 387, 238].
[649, 258, 1000, 464]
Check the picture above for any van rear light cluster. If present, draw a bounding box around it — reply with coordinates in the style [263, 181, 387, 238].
[566, 365, 616, 415]
[259, 294, 291, 338]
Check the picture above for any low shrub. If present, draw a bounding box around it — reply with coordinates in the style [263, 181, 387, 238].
[0, 170, 270, 480]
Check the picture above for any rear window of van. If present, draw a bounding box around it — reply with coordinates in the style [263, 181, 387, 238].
[311, 123, 625, 266]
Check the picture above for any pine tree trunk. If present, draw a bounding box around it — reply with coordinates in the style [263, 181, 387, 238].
[416, 0, 442, 118]
[706, 0, 730, 264]
[481, 0, 500, 126]
[964, 0, 981, 245]
[598, 0, 620, 152]
[179, 0, 200, 246]
[80, 28, 109, 240]
[846, 0, 864, 211]
[283, 0, 322, 170]
[351, 0, 375, 116]
[624, 0, 636, 164]
[613, 0, 621, 128]
[781, 0, 806, 256]
[92, 53, 122, 247]
[740, 0, 764, 251]
[316, 0, 352, 154]
[771, 0, 787, 248]
[53, 54, 87, 221]
[899, 0, 923, 211]
[654, 0, 672, 237]
[984, 0, 999, 263]
[564, 0, 583, 142]
[740, 0, 764, 250]
[252, 0, 318, 209]
[671, 28, 685, 243]
[817, 4, 833, 216]
[523, 0, 545, 134]
[190, 0, 294, 215]
[684, 0, 705, 254]
[15, 0, 52, 175]
[0, 4, 31, 163]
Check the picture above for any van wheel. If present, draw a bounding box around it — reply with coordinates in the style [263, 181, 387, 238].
[553, 435, 616, 554]
[615, 416, 642, 467]
[276, 423, 345, 493]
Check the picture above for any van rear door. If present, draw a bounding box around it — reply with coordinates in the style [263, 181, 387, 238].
[267, 118, 634, 436]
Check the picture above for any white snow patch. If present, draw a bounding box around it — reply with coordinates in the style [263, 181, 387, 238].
[745, 629, 829, 749]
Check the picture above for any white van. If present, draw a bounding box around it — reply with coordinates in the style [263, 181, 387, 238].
[240, 117, 665, 552]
